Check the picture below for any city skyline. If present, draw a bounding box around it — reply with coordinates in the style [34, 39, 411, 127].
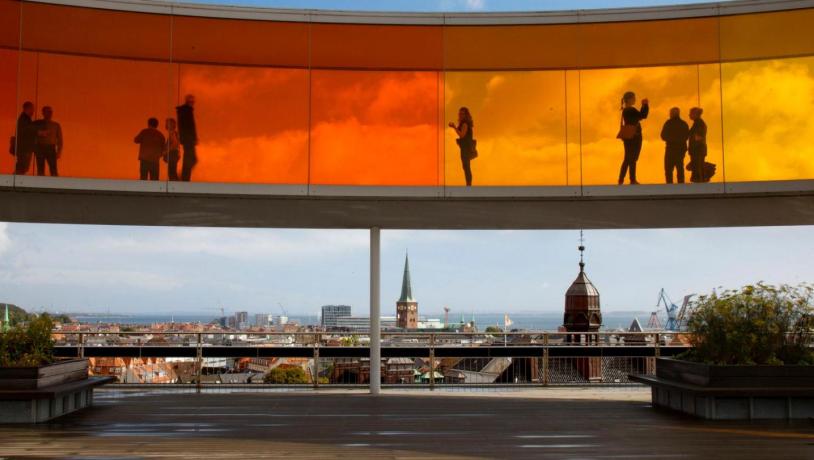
[0, 222, 810, 316]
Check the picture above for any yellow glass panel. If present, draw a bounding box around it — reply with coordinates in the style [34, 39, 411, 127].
[698, 63, 723, 182]
[17, 52, 173, 180]
[444, 24, 580, 70]
[578, 17, 719, 68]
[310, 70, 440, 186]
[580, 65, 714, 185]
[565, 70, 582, 185]
[177, 64, 308, 184]
[722, 56, 814, 181]
[443, 71, 568, 186]
[720, 9, 814, 62]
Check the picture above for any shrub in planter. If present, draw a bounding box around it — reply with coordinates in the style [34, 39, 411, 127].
[0, 314, 55, 367]
[681, 283, 813, 365]
[264, 366, 309, 384]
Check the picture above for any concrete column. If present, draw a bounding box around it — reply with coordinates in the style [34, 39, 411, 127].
[369, 227, 381, 395]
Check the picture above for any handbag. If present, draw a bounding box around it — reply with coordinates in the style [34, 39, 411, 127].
[468, 139, 478, 160]
[616, 114, 637, 141]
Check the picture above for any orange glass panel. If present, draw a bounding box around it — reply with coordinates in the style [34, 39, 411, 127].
[17, 52, 173, 180]
[21, 2, 170, 60]
[177, 64, 308, 184]
[0, 48, 16, 174]
[311, 23, 443, 70]
[0, 0, 20, 49]
[443, 71, 569, 186]
[310, 70, 440, 186]
[720, 9, 814, 62]
[444, 24, 580, 70]
[172, 16, 308, 67]
[578, 17, 719, 69]
[722, 56, 814, 181]
[580, 64, 716, 185]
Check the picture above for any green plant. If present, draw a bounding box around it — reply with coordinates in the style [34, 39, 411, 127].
[681, 283, 813, 365]
[263, 366, 309, 384]
[0, 314, 55, 367]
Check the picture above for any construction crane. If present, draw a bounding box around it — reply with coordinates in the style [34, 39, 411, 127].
[657, 289, 695, 331]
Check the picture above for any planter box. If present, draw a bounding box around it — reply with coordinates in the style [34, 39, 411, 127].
[0, 359, 112, 423]
[631, 358, 814, 420]
[0, 359, 88, 390]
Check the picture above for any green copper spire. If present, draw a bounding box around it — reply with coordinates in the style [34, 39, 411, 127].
[398, 253, 415, 303]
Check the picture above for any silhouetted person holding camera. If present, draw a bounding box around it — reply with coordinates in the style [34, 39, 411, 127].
[134, 117, 166, 181]
[34, 106, 62, 177]
[13, 101, 37, 175]
[660, 107, 689, 184]
[176, 94, 198, 182]
[616, 91, 649, 185]
[448, 107, 476, 187]
[164, 118, 180, 181]
[688, 107, 708, 183]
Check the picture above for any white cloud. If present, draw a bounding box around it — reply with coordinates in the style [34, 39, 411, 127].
[0, 223, 10, 255]
[440, 0, 486, 11]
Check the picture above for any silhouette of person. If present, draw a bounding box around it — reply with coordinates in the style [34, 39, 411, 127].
[660, 107, 689, 184]
[448, 107, 475, 187]
[617, 91, 649, 185]
[33, 106, 62, 177]
[14, 101, 37, 175]
[164, 118, 180, 181]
[134, 118, 166, 181]
[688, 107, 708, 183]
[176, 94, 197, 182]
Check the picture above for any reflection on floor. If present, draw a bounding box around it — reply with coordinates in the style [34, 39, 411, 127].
[0, 388, 812, 459]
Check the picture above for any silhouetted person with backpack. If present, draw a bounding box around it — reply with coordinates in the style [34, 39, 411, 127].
[616, 91, 649, 185]
[660, 107, 689, 184]
[13, 101, 36, 175]
[688, 107, 708, 183]
[134, 117, 166, 181]
[176, 94, 197, 182]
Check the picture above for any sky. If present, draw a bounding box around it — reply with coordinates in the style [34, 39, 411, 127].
[174, 0, 727, 12]
[0, 223, 811, 317]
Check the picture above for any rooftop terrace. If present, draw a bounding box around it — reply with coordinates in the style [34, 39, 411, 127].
[1, 388, 812, 459]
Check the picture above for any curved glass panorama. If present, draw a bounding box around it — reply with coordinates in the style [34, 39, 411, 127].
[3, 0, 814, 187]
[168, 0, 731, 12]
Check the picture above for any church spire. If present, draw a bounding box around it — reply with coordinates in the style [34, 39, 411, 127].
[578, 230, 586, 272]
[398, 252, 415, 302]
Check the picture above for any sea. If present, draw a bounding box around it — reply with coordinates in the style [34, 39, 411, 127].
[69, 311, 653, 331]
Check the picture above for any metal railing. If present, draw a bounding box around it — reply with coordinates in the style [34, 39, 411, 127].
[52, 331, 690, 390]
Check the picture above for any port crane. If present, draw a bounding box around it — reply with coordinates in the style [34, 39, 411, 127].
[656, 289, 695, 331]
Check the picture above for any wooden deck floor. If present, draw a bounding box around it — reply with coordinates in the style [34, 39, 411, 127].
[0, 388, 812, 459]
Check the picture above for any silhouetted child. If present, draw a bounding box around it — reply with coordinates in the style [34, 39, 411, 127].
[164, 118, 180, 181]
[134, 118, 166, 181]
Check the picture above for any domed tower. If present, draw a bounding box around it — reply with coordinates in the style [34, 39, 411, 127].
[563, 232, 602, 334]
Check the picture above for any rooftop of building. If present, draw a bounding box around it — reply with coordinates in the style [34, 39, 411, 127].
[3, 388, 811, 459]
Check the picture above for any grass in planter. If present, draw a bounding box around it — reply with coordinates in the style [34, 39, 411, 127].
[0, 314, 55, 367]
[677, 283, 814, 366]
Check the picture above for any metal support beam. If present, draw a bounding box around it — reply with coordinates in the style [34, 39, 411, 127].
[369, 227, 381, 395]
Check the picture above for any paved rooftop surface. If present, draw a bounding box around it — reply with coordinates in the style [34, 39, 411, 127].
[1, 387, 813, 459]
